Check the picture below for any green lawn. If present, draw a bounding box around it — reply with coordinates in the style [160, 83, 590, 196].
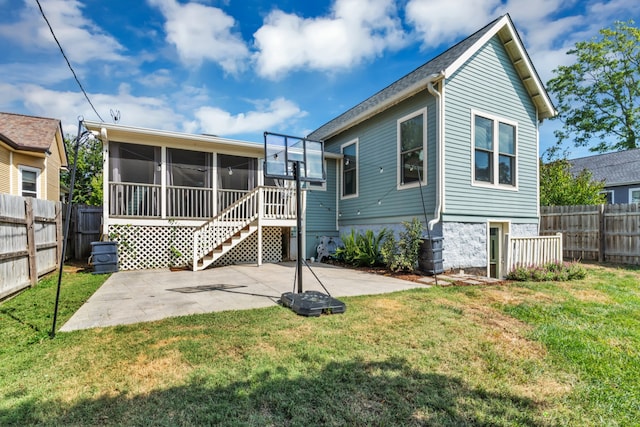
[1, 264, 638, 426]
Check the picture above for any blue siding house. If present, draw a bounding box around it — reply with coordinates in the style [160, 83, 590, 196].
[305, 14, 556, 278]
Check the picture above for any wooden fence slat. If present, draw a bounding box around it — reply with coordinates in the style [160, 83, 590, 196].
[1, 194, 63, 300]
[541, 203, 640, 266]
[24, 198, 37, 287]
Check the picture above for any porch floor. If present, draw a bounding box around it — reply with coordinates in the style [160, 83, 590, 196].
[60, 262, 428, 331]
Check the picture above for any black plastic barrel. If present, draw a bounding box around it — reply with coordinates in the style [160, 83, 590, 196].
[418, 237, 444, 275]
[90, 241, 119, 274]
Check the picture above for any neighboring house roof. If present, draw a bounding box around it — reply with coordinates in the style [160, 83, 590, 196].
[570, 148, 640, 187]
[0, 111, 64, 154]
[309, 14, 555, 141]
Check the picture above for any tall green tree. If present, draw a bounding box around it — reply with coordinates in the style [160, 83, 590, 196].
[547, 20, 640, 156]
[61, 135, 103, 205]
[539, 159, 606, 206]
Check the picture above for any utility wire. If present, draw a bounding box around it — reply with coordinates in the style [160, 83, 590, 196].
[35, 0, 104, 122]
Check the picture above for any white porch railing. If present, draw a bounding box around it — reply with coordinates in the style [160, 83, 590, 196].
[109, 182, 161, 217]
[108, 183, 265, 219]
[192, 186, 296, 270]
[218, 189, 249, 212]
[167, 185, 214, 218]
[506, 233, 563, 273]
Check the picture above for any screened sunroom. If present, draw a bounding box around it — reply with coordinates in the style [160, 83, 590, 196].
[108, 142, 264, 220]
[85, 121, 300, 271]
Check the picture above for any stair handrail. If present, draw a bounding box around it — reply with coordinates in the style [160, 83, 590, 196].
[192, 186, 298, 270]
[193, 187, 261, 266]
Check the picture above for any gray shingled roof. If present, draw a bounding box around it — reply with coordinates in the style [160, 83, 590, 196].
[308, 15, 504, 141]
[0, 111, 62, 153]
[570, 149, 640, 186]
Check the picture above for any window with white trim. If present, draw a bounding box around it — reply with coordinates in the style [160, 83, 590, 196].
[341, 140, 358, 198]
[600, 190, 614, 204]
[473, 113, 517, 187]
[19, 166, 40, 198]
[630, 188, 640, 204]
[398, 109, 426, 187]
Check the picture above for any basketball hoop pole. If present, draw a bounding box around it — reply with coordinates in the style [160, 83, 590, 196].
[294, 161, 303, 293]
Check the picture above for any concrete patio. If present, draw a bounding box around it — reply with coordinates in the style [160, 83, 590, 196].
[60, 262, 429, 331]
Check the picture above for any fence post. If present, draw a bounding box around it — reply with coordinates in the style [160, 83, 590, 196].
[505, 233, 512, 273]
[24, 198, 37, 287]
[598, 204, 605, 262]
[556, 232, 563, 262]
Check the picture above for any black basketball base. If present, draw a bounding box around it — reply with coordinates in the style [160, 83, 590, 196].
[280, 291, 346, 317]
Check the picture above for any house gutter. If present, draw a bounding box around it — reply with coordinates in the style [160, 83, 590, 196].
[427, 73, 445, 231]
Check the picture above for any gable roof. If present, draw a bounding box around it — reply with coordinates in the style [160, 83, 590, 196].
[0, 112, 63, 153]
[309, 14, 555, 141]
[570, 149, 640, 187]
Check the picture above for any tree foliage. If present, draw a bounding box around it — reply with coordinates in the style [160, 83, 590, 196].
[539, 159, 606, 206]
[546, 20, 640, 156]
[61, 135, 103, 205]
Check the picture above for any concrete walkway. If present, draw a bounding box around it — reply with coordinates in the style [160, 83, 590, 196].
[60, 262, 429, 331]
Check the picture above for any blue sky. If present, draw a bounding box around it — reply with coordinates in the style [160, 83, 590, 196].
[1, 0, 638, 158]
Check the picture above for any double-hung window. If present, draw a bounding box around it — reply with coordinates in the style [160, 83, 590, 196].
[630, 188, 640, 204]
[398, 109, 426, 188]
[473, 112, 517, 188]
[341, 140, 358, 198]
[19, 166, 39, 198]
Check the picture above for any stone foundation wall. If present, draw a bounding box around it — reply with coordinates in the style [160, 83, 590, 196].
[442, 222, 487, 271]
[337, 221, 538, 274]
[510, 223, 538, 238]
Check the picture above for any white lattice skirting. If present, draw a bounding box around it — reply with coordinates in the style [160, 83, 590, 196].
[108, 224, 283, 270]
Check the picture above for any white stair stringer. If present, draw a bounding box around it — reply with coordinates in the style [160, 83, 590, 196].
[195, 221, 258, 270]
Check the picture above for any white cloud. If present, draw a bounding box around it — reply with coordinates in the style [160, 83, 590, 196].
[195, 98, 307, 136]
[0, 0, 125, 64]
[7, 83, 185, 136]
[148, 0, 250, 74]
[2, 62, 72, 86]
[405, 0, 502, 45]
[253, 0, 407, 79]
[137, 69, 176, 88]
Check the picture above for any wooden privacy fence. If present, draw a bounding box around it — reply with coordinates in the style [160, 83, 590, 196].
[506, 233, 563, 272]
[69, 204, 103, 260]
[0, 194, 62, 300]
[540, 204, 640, 265]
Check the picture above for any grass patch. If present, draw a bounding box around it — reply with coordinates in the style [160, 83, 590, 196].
[1, 263, 638, 425]
[0, 268, 106, 349]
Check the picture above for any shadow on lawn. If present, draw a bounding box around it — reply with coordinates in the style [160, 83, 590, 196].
[3, 358, 543, 426]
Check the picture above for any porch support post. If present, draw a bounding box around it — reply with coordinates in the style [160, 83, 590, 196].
[161, 147, 167, 219]
[257, 187, 263, 266]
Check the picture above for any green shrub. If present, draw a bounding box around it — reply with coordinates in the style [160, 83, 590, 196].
[506, 261, 587, 281]
[381, 218, 424, 273]
[335, 228, 387, 267]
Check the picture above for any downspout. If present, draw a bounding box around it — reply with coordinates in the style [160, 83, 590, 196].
[427, 75, 445, 231]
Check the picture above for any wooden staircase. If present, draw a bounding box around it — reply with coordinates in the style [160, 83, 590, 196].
[194, 222, 258, 270]
[192, 186, 297, 271]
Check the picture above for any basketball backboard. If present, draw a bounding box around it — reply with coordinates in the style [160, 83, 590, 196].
[264, 132, 325, 182]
